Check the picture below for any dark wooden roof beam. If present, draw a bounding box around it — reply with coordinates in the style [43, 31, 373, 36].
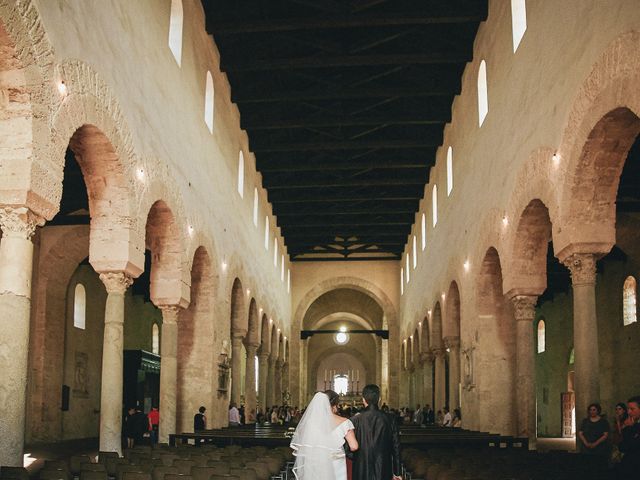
[258, 160, 429, 173]
[243, 114, 446, 130]
[252, 138, 441, 153]
[265, 177, 426, 189]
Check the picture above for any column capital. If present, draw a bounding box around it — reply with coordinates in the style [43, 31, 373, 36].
[419, 351, 434, 365]
[159, 305, 181, 324]
[562, 253, 597, 286]
[432, 347, 446, 358]
[443, 336, 460, 350]
[0, 206, 45, 239]
[258, 351, 270, 361]
[276, 358, 284, 368]
[245, 343, 260, 352]
[509, 294, 538, 322]
[99, 272, 133, 295]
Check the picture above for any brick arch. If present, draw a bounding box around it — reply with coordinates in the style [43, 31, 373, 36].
[145, 200, 188, 307]
[28, 226, 91, 442]
[230, 277, 247, 336]
[444, 281, 461, 338]
[556, 31, 640, 254]
[246, 298, 260, 345]
[0, 2, 56, 217]
[503, 199, 552, 296]
[177, 246, 216, 432]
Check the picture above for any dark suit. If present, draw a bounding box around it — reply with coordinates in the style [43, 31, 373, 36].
[350, 405, 401, 480]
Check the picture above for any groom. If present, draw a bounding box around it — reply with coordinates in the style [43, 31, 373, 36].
[350, 384, 402, 480]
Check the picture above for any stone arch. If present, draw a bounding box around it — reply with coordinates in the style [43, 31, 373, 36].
[311, 349, 371, 393]
[401, 340, 407, 370]
[145, 200, 187, 306]
[259, 313, 270, 354]
[408, 334, 415, 367]
[504, 199, 552, 296]
[421, 315, 430, 352]
[556, 31, 640, 254]
[27, 226, 90, 442]
[470, 246, 516, 435]
[270, 323, 279, 359]
[413, 326, 421, 357]
[246, 298, 260, 345]
[177, 246, 215, 432]
[431, 302, 443, 348]
[444, 281, 461, 338]
[229, 278, 247, 336]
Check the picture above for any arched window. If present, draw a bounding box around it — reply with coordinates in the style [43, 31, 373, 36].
[446, 146, 453, 196]
[168, 0, 183, 66]
[405, 255, 410, 283]
[273, 238, 278, 266]
[73, 283, 86, 330]
[623, 276, 637, 326]
[412, 236, 417, 269]
[237, 151, 244, 198]
[432, 185, 438, 227]
[400, 268, 404, 295]
[253, 188, 259, 226]
[152, 323, 160, 354]
[537, 319, 545, 353]
[204, 71, 214, 132]
[421, 213, 426, 250]
[511, 0, 527, 52]
[478, 60, 488, 127]
[569, 347, 575, 365]
[264, 216, 269, 250]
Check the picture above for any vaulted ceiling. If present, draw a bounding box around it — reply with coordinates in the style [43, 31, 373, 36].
[204, 0, 488, 261]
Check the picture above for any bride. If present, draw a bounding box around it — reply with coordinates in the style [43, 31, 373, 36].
[291, 390, 359, 479]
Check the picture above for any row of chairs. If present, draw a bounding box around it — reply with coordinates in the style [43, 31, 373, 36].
[1, 444, 293, 480]
[401, 447, 611, 480]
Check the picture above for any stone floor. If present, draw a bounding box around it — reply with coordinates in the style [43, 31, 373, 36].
[23, 438, 99, 474]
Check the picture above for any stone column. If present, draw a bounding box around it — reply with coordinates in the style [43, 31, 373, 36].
[0, 207, 43, 466]
[98, 271, 133, 455]
[244, 344, 259, 423]
[282, 361, 289, 398]
[563, 254, 600, 428]
[509, 294, 538, 449]
[268, 356, 277, 406]
[230, 334, 244, 406]
[420, 351, 434, 409]
[258, 352, 270, 410]
[415, 361, 424, 407]
[275, 358, 284, 405]
[444, 337, 461, 409]
[433, 347, 446, 412]
[158, 305, 180, 443]
[408, 366, 416, 407]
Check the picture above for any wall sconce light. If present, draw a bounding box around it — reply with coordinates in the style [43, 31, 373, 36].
[58, 80, 67, 96]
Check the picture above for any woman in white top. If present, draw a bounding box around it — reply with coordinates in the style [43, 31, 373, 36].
[291, 391, 359, 480]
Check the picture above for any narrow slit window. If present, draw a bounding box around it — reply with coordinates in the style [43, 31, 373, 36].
[400, 268, 404, 295]
[432, 185, 438, 227]
[412, 236, 417, 269]
[405, 255, 410, 283]
[273, 238, 278, 266]
[511, 0, 527, 52]
[537, 319, 546, 353]
[168, 0, 183, 66]
[287, 269, 291, 293]
[204, 71, 214, 132]
[253, 188, 259, 227]
[73, 283, 86, 330]
[264, 216, 269, 250]
[478, 60, 488, 127]
[152, 324, 160, 354]
[623, 276, 637, 326]
[446, 147, 453, 196]
[421, 213, 426, 250]
[237, 151, 244, 198]
[281, 255, 285, 281]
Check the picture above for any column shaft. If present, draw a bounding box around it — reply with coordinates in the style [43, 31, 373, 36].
[415, 363, 424, 407]
[274, 359, 283, 405]
[564, 254, 600, 425]
[98, 272, 133, 455]
[0, 207, 42, 466]
[421, 352, 434, 409]
[244, 344, 259, 423]
[433, 349, 446, 412]
[258, 352, 269, 411]
[230, 335, 244, 406]
[510, 295, 537, 449]
[268, 358, 276, 406]
[159, 306, 179, 443]
[445, 337, 461, 410]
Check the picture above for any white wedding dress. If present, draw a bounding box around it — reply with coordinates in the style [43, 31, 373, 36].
[290, 392, 355, 480]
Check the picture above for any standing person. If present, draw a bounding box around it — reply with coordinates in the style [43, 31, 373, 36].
[442, 407, 452, 427]
[124, 407, 136, 449]
[194, 406, 207, 431]
[423, 404, 434, 425]
[132, 405, 148, 446]
[229, 402, 241, 426]
[413, 404, 423, 425]
[290, 391, 358, 480]
[578, 403, 610, 456]
[148, 406, 159, 444]
[350, 384, 402, 480]
[618, 396, 640, 478]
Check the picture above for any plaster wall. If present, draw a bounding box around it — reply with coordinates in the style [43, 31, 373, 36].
[398, 0, 640, 433]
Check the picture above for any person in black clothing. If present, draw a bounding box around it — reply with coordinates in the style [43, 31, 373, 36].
[131, 405, 149, 446]
[349, 384, 402, 480]
[618, 396, 640, 479]
[124, 407, 136, 448]
[194, 405, 206, 431]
